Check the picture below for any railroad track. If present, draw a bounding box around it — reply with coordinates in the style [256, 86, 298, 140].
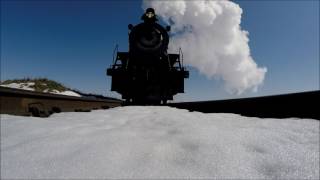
[0, 87, 122, 117]
[1, 86, 318, 119]
[169, 90, 320, 119]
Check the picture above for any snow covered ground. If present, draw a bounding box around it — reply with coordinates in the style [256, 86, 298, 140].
[0, 82, 35, 91]
[44, 89, 82, 97]
[0, 83, 81, 97]
[1, 106, 319, 179]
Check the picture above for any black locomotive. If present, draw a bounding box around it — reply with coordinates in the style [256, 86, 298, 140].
[107, 8, 189, 104]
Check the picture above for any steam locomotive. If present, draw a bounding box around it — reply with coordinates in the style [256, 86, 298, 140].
[107, 8, 189, 104]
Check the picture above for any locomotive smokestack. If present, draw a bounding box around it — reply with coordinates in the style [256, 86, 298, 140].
[141, 7, 158, 23]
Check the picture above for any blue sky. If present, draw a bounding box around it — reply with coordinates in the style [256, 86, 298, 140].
[1, 0, 319, 101]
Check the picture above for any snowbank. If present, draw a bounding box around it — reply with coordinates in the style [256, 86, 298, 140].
[0, 83, 81, 97]
[46, 89, 82, 97]
[0, 82, 35, 91]
[1, 106, 319, 179]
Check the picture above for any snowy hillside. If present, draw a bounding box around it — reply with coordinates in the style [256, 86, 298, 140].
[0, 79, 81, 97]
[1, 106, 319, 179]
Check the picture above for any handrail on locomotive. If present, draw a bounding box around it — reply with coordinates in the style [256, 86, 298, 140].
[110, 45, 186, 71]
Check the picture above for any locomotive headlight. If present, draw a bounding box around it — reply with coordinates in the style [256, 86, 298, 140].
[146, 12, 154, 18]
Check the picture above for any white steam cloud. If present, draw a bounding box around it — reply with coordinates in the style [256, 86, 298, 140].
[143, 0, 267, 94]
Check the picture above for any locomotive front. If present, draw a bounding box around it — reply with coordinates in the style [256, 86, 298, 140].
[129, 16, 168, 54]
[107, 8, 189, 104]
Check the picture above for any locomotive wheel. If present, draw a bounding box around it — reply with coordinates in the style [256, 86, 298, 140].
[162, 100, 167, 105]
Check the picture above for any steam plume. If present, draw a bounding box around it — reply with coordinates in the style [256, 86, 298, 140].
[143, 0, 267, 94]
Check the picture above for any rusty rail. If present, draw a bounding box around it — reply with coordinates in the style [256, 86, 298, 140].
[169, 91, 320, 120]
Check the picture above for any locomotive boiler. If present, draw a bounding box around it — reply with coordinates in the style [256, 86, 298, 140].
[107, 8, 189, 104]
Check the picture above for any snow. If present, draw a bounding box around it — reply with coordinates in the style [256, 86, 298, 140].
[1, 106, 319, 179]
[0, 83, 81, 97]
[0, 82, 35, 91]
[50, 90, 82, 97]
